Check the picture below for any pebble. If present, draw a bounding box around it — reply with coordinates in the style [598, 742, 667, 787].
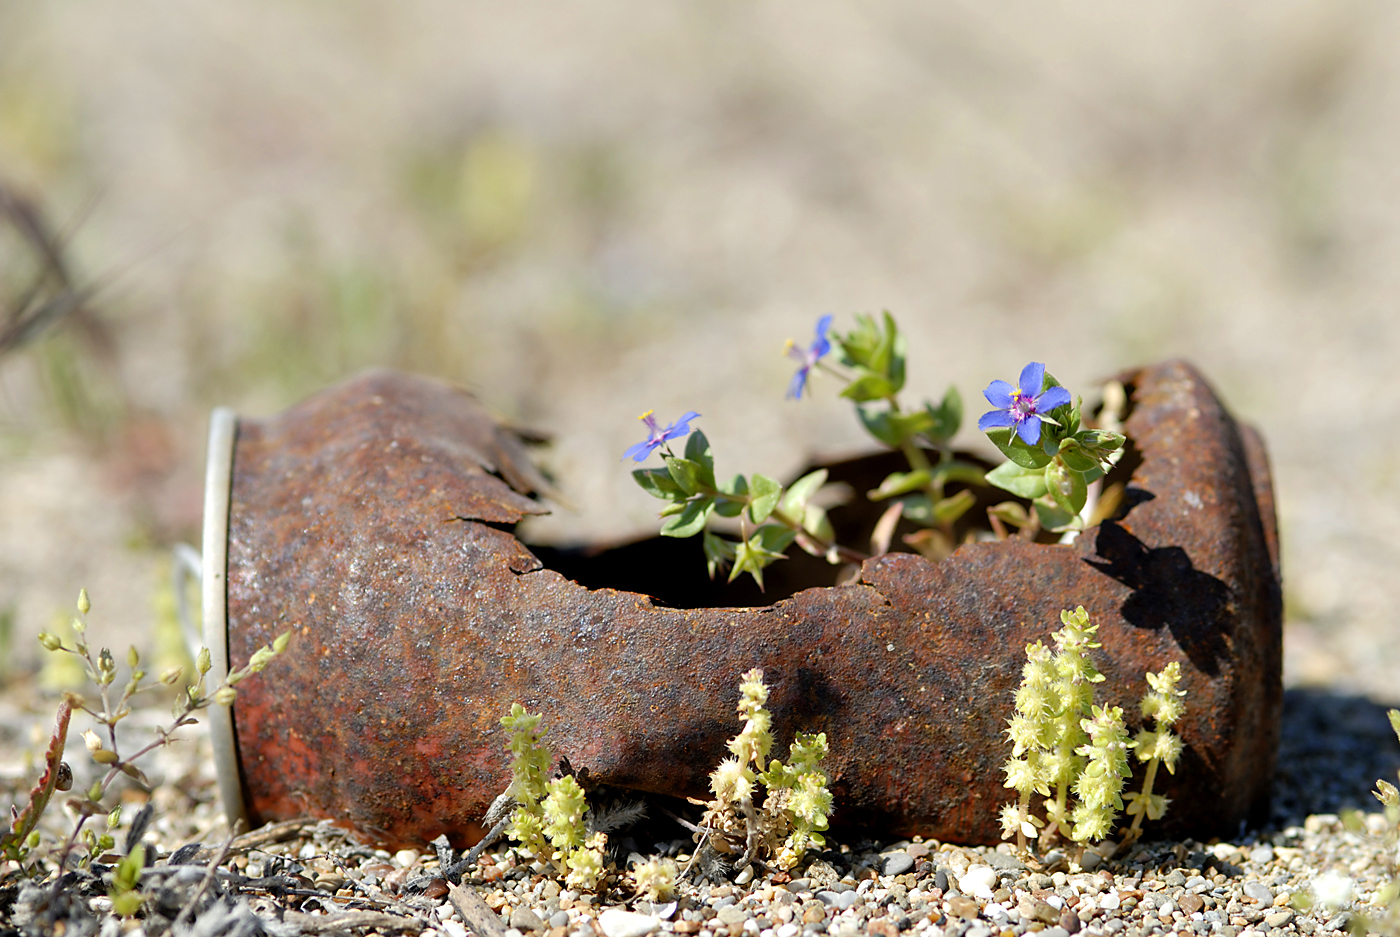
[512, 907, 546, 932]
[958, 865, 998, 900]
[1243, 882, 1274, 904]
[121, 775, 1398, 937]
[947, 896, 980, 919]
[717, 906, 749, 926]
[598, 909, 661, 937]
[883, 853, 915, 877]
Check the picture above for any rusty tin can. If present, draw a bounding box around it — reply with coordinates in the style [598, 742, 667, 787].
[201, 361, 1281, 848]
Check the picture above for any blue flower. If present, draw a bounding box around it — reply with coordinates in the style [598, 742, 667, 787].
[785, 314, 834, 400]
[622, 409, 701, 462]
[977, 362, 1072, 446]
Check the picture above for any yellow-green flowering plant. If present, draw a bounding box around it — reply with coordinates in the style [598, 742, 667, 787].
[695, 668, 833, 873]
[500, 704, 608, 890]
[1001, 607, 1185, 856]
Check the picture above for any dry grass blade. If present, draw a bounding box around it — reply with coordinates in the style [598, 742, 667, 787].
[282, 910, 427, 933]
[448, 881, 508, 937]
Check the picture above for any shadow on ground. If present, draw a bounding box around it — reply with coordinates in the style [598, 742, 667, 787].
[1267, 686, 1400, 831]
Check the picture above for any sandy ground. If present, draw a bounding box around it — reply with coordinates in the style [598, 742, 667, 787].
[1, 1, 1398, 703]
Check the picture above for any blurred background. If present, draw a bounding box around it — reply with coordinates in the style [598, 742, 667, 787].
[1, 1, 1397, 699]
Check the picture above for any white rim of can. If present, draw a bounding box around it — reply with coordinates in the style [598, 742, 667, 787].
[201, 406, 248, 831]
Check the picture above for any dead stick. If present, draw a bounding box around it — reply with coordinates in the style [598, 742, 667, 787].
[448, 881, 509, 937]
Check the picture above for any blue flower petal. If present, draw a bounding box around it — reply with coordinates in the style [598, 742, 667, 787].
[661, 412, 701, 441]
[977, 409, 1015, 431]
[623, 440, 657, 462]
[814, 314, 833, 340]
[1037, 386, 1072, 412]
[787, 366, 810, 400]
[1015, 415, 1042, 446]
[983, 380, 1017, 408]
[1018, 362, 1046, 399]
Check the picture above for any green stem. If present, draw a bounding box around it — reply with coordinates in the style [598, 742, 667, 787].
[699, 487, 868, 564]
[1126, 757, 1160, 839]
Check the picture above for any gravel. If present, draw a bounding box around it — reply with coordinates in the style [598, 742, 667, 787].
[2, 676, 1399, 936]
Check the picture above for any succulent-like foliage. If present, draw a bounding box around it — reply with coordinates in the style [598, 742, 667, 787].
[1123, 661, 1187, 838]
[633, 856, 679, 901]
[1003, 607, 1109, 848]
[500, 704, 608, 889]
[1003, 607, 1186, 853]
[697, 668, 832, 873]
[1071, 705, 1131, 842]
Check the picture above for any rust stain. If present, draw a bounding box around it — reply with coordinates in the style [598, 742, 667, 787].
[226, 362, 1281, 848]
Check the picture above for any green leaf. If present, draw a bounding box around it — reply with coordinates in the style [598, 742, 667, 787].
[703, 530, 736, 580]
[749, 474, 783, 523]
[985, 427, 1053, 469]
[924, 385, 963, 444]
[837, 311, 906, 400]
[728, 526, 794, 590]
[868, 470, 931, 502]
[1056, 439, 1100, 474]
[986, 461, 1050, 500]
[1046, 460, 1088, 516]
[855, 406, 901, 447]
[899, 494, 934, 523]
[840, 371, 899, 403]
[802, 504, 834, 544]
[880, 311, 907, 395]
[660, 498, 713, 537]
[665, 457, 705, 496]
[632, 468, 685, 500]
[929, 459, 986, 488]
[934, 489, 977, 524]
[1078, 429, 1125, 452]
[779, 469, 827, 517]
[836, 312, 882, 370]
[755, 524, 798, 554]
[715, 474, 749, 518]
[658, 500, 688, 517]
[684, 430, 715, 482]
[858, 405, 934, 448]
[988, 500, 1032, 528]
[1034, 496, 1077, 532]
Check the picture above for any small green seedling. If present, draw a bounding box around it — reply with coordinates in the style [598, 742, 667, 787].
[500, 703, 607, 890]
[1, 588, 289, 912]
[696, 668, 833, 873]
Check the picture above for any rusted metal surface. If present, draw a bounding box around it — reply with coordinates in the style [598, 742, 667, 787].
[226, 361, 1281, 848]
